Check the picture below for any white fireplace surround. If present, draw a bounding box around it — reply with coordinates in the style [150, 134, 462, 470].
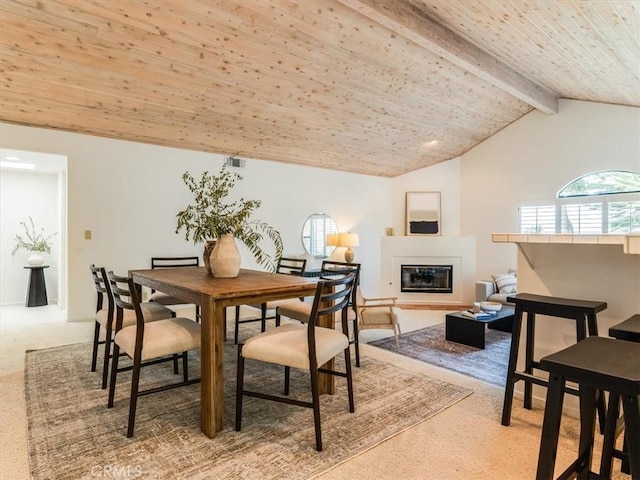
[381, 236, 476, 305]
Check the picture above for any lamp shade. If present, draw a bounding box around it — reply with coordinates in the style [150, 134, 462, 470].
[338, 233, 359, 247]
[326, 233, 339, 246]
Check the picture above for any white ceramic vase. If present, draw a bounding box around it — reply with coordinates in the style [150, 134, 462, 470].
[27, 251, 44, 266]
[209, 234, 241, 278]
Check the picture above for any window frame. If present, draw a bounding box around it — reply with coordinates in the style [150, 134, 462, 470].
[518, 192, 639, 234]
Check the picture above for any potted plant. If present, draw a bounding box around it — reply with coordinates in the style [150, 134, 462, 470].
[11, 217, 57, 266]
[175, 164, 283, 277]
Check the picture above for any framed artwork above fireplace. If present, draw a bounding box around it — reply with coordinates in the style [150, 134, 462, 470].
[406, 191, 441, 236]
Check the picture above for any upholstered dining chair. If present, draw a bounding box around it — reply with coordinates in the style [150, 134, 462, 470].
[275, 260, 362, 364]
[90, 264, 174, 389]
[235, 272, 356, 451]
[148, 256, 200, 321]
[107, 272, 201, 438]
[233, 257, 307, 344]
[356, 288, 402, 346]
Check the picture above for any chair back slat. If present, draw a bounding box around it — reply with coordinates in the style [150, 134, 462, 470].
[107, 271, 144, 332]
[90, 264, 115, 313]
[320, 260, 360, 310]
[309, 273, 356, 322]
[276, 257, 307, 276]
[90, 264, 107, 294]
[151, 256, 199, 269]
[307, 273, 356, 370]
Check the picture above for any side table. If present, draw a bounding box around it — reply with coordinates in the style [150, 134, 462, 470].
[24, 265, 49, 307]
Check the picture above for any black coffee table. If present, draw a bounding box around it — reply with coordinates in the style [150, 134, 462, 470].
[445, 307, 515, 349]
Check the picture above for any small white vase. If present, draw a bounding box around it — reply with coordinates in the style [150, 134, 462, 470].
[209, 234, 241, 278]
[27, 251, 44, 266]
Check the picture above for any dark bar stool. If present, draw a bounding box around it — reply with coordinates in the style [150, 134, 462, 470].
[600, 314, 640, 477]
[535, 336, 640, 480]
[501, 293, 607, 427]
[610, 314, 640, 343]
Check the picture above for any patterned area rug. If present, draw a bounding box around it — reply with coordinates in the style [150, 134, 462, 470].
[369, 323, 511, 387]
[25, 341, 471, 479]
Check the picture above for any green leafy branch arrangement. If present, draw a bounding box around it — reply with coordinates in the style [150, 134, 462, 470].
[175, 165, 283, 271]
[11, 217, 57, 255]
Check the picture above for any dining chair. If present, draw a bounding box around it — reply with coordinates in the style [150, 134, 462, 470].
[89, 264, 175, 389]
[275, 260, 362, 365]
[233, 257, 307, 344]
[149, 256, 200, 321]
[235, 272, 356, 451]
[356, 287, 402, 347]
[107, 271, 201, 438]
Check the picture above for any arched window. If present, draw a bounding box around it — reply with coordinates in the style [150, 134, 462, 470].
[558, 170, 640, 197]
[519, 170, 640, 234]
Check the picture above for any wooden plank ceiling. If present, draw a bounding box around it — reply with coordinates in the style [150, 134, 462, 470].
[1, 0, 638, 177]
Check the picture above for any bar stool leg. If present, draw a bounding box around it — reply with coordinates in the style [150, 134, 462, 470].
[502, 304, 524, 426]
[536, 374, 566, 479]
[524, 311, 535, 409]
[575, 384, 597, 480]
[600, 393, 621, 478]
[622, 394, 640, 479]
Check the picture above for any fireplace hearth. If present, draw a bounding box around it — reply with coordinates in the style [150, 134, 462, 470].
[401, 265, 453, 293]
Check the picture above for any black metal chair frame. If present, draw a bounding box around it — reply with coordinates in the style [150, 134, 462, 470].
[235, 273, 356, 452]
[107, 272, 200, 438]
[274, 260, 362, 365]
[91, 264, 178, 390]
[315, 260, 362, 366]
[90, 264, 114, 389]
[233, 257, 307, 344]
[150, 256, 200, 321]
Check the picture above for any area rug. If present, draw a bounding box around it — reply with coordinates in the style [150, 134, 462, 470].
[25, 341, 471, 480]
[369, 323, 510, 387]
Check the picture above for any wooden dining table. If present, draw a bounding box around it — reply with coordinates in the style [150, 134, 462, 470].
[130, 266, 320, 438]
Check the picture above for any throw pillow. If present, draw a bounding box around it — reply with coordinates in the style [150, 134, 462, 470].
[491, 273, 517, 294]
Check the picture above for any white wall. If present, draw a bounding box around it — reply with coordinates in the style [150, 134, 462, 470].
[460, 99, 640, 279]
[1, 170, 60, 304]
[390, 158, 462, 237]
[0, 123, 392, 321]
[393, 98, 640, 411]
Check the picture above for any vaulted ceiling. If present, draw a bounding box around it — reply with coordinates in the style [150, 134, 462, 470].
[1, 1, 639, 177]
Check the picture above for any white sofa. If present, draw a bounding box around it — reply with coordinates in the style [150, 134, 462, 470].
[475, 271, 517, 306]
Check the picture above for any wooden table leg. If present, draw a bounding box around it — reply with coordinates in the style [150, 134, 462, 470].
[200, 296, 225, 437]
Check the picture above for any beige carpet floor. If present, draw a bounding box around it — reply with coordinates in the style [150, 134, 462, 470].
[0, 305, 630, 479]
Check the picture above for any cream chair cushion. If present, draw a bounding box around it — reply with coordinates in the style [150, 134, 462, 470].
[149, 291, 186, 306]
[95, 302, 173, 328]
[276, 302, 312, 322]
[279, 301, 355, 328]
[242, 323, 349, 370]
[247, 298, 302, 311]
[114, 317, 201, 361]
[360, 306, 401, 326]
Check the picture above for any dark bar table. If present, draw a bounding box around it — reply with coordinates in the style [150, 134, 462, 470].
[24, 265, 49, 307]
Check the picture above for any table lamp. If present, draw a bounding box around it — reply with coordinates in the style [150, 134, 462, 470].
[338, 233, 359, 263]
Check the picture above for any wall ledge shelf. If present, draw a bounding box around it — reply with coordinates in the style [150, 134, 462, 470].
[492, 233, 640, 268]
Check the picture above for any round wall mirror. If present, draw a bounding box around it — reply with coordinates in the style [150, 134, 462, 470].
[302, 213, 338, 258]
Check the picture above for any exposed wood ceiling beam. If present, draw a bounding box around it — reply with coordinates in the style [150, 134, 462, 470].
[339, 0, 559, 114]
